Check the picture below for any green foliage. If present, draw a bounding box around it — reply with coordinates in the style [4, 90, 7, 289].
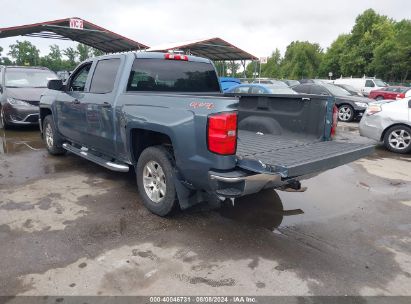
[280, 41, 323, 79]
[8, 40, 40, 66]
[261, 49, 282, 78]
[77, 44, 93, 62]
[319, 34, 349, 78]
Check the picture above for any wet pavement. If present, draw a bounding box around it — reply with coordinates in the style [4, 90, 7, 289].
[0, 122, 410, 296]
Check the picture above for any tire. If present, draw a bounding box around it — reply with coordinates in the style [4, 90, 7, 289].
[375, 96, 384, 101]
[383, 125, 411, 154]
[43, 115, 66, 155]
[136, 146, 177, 216]
[0, 106, 9, 130]
[338, 105, 354, 122]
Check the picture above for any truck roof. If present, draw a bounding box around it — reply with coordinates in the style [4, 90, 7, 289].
[93, 51, 212, 64]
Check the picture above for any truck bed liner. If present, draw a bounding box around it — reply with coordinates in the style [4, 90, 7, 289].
[237, 130, 374, 178]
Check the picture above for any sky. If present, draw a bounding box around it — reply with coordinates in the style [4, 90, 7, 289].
[0, 0, 410, 59]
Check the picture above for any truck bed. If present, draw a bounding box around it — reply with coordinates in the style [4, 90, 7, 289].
[237, 130, 374, 178]
[230, 94, 374, 178]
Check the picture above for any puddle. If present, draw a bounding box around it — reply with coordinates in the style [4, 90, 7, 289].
[0, 127, 45, 154]
[219, 189, 304, 231]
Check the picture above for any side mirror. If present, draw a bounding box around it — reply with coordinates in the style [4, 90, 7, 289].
[408, 100, 411, 108]
[47, 79, 64, 91]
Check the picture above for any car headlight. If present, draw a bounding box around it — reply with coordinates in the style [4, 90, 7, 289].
[366, 104, 382, 116]
[354, 102, 368, 108]
[6, 97, 31, 106]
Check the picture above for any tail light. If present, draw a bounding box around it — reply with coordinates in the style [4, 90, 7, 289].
[208, 112, 237, 155]
[331, 105, 338, 138]
[164, 53, 188, 61]
[396, 93, 405, 100]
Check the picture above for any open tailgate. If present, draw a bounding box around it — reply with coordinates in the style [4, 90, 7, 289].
[236, 130, 374, 178]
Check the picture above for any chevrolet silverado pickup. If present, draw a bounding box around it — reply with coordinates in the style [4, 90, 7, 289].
[39, 52, 374, 216]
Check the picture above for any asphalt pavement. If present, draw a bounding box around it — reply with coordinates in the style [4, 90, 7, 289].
[0, 123, 410, 296]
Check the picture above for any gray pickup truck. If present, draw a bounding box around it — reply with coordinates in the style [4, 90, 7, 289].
[39, 52, 373, 216]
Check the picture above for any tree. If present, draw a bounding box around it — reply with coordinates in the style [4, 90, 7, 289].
[339, 9, 395, 76]
[77, 44, 92, 61]
[63, 47, 78, 70]
[8, 40, 40, 66]
[40, 44, 63, 71]
[262, 49, 282, 78]
[280, 41, 323, 79]
[92, 48, 105, 57]
[319, 34, 349, 78]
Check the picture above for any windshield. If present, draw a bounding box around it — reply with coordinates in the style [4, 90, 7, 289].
[374, 79, 387, 87]
[5, 68, 57, 88]
[323, 84, 352, 97]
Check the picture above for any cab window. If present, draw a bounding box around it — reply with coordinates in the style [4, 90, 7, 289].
[69, 63, 92, 92]
[365, 80, 375, 88]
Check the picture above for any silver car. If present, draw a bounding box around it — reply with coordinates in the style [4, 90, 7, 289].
[359, 98, 411, 153]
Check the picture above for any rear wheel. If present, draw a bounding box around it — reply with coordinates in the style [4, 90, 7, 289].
[136, 146, 177, 216]
[375, 96, 384, 101]
[0, 107, 9, 130]
[43, 115, 66, 155]
[338, 105, 354, 122]
[383, 125, 411, 154]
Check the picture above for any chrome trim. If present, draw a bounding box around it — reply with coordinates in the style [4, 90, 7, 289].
[210, 172, 281, 196]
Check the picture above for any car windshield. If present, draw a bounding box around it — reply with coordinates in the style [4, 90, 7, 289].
[323, 84, 352, 97]
[374, 79, 387, 87]
[5, 68, 57, 88]
[266, 86, 297, 94]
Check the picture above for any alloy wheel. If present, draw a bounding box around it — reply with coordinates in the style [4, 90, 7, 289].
[143, 160, 167, 203]
[338, 106, 353, 121]
[45, 122, 54, 148]
[388, 129, 411, 150]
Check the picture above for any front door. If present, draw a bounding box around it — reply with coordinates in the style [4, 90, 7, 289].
[83, 57, 122, 156]
[55, 62, 92, 144]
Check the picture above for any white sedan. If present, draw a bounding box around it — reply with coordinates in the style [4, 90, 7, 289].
[359, 98, 411, 154]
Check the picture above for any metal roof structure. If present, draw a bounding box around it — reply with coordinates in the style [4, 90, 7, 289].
[147, 37, 258, 61]
[0, 17, 148, 52]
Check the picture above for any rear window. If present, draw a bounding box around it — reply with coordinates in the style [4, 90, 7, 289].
[126, 59, 220, 92]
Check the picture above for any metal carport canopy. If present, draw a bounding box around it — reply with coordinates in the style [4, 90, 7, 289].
[0, 17, 148, 52]
[147, 37, 258, 61]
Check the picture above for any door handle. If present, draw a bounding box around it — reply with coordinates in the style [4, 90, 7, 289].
[102, 102, 112, 108]
[72, 99, 80, 104]
[301, 97, 311, 102]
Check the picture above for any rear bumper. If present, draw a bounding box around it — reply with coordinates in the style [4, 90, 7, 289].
[2, 103, 39, 125]
[209, 169, 281, 198]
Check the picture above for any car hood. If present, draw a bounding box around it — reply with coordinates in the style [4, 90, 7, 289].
[335, 95, 372, 104]
[5, 87, 47, 102]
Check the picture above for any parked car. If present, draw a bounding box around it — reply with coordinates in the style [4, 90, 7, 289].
[368, 86, 411, 100]
[39, 51, 373, 216]
[291, 83, 372, 122]
[0, 66, 58, 129]
[334, 83, 364, 97]
[359, 98, 411, 154]
[219, 77, 241, 92]
[226, 83, 297, 95]
[299, 79, 332, 84]
[334, 77, 388, 97]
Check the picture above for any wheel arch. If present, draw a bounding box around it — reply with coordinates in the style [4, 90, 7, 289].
[129, 127, 174, 164]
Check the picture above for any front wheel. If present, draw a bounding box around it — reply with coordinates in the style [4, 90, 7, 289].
[43, 115, 66, 155]
[383, 125, 411, 154]
[136, 146, 177, 216]
[338, 105, 354, 122]
[375, 96, 384, 101]
[0, 107, 9, 130]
